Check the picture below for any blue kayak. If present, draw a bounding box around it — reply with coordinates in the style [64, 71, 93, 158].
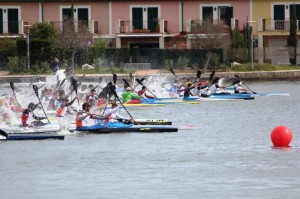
[75, 122, 178, 133]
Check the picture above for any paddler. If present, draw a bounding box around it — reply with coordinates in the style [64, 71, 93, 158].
[75, 102, 109, 129]
[121, 87, 141, 103]
[234, 81, 248, 94]
[21, 102, 47, 127]
[103, 102, 132, 124]
[56, 96, 78, 117]
[137, 86, 155, 99]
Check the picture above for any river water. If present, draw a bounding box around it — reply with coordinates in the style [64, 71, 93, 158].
[0, 81, 299, 199]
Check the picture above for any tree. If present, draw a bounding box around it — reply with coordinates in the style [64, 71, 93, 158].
[287, 4, 297, 65]
[57, 17, 93, 69]
[29, 22, 57, 64]
[189, 18, 230, 73]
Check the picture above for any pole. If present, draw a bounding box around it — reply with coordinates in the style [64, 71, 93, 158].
[250, 26, 253, 70]
[27, 28, 30, 70]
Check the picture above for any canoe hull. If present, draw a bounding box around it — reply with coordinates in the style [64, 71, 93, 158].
[0, 134, 64, 141]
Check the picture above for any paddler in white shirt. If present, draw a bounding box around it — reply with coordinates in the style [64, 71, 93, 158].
[75, 102, 109, 129]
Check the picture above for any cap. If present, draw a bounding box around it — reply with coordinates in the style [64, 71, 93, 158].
[173, 83, 177, 86]
[126, 87, 132, 91]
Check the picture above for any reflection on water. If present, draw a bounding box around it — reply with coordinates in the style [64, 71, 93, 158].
[0, 81, 300, 199]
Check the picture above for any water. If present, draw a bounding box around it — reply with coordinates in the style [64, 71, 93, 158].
[0, 81, 300, 199]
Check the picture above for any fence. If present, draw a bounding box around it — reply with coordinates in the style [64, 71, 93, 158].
[124, 63, 151, 71]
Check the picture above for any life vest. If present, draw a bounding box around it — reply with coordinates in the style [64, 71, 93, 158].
[76, 111, 88, 128]
[21, 111, 29, 126]
[56, 107, 65, 117]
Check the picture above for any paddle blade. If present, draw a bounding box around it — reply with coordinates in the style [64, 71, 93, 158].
[59, 78, 67, 87]
[113, 74, 117, 85]
[170, 68, 177, 77]
[70, 77, 78, 94]
[123, 79, 130, 87]
[129, 73, 133, 81]
[33, 84, 39, 97]
[0, 129, 8, 138]
[209, 71, 215, 83]
[234, 74, 240, 80]
[10, 82, 15, 92]
[196, 70, 202, 79]
[211, 77, 219, 85]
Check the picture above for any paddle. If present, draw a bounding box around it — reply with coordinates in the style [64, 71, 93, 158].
[70, 76, 80, 105]
[196, 70, 202, 80]
[170, 68, 177, 77]
[234, 74, 257, 94]
[225, 80, 242, 88]
[0, 129, 8, 138]
[9, 82, 19, 105]
[113, 73, 117, 85]
[136, 78, 159, 99]
[59, 77, 67, 88]
[32, 85, 50, 124]
[108, 82, 135, 120]
[209, 71, 215, 84]
[129, 73, 134, 82]
[122, 78, 151, 103]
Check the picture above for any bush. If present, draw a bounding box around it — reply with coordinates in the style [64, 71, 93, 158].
[7, 56, 27, 74]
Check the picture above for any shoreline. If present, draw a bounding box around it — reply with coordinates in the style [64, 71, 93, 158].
[1, 70, 300, 84]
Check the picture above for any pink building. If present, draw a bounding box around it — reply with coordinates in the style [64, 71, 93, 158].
[0, 0, 250, 49]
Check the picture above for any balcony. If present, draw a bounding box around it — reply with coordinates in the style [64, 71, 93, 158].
[187, 18, 238, 33]
[259, 18, 299, 32]
[116, 19, 168, 34]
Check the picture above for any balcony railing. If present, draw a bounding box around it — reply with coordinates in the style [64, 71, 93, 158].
[50, 20, 100, 34]
[187, 18, 238, 33]
[116, 19, 167, 34]
[258, 18, 299, 31]
[0, 21, 24, 35]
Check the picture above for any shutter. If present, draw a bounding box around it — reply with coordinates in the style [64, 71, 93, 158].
[147, 7, 158, 32]
[0, 9, 3, 34]
[226, 7, 233, 26]
[78, 8, 88, 25]
[132, 8, 143, 30]
[8, 9, 18, 34]
[202, 7, 213, 22]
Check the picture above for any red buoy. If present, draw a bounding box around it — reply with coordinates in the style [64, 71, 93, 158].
[271, 126, 292, 147]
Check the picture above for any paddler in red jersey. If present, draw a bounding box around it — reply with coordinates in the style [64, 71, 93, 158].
[21, 102, 47, 127]
[137, 86, 155, 99]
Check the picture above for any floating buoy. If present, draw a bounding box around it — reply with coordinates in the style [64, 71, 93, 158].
[271, 126, 292, 147]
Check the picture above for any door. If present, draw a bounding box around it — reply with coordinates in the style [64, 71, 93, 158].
[8, 9, 18, 34]
[290, 4, 300, 29]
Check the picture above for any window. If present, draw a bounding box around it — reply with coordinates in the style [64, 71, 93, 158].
[61, 6, 90, 32]
[201, 4, 233, 26]
[0, 7, 19, 34]
[131, 6, 159, 32]
[274, 5, 285, 30]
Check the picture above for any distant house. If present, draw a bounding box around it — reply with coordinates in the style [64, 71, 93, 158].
[0, 0, 250, 50]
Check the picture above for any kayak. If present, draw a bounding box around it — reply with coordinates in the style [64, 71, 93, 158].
[224, 88, 290, 97]
[1, 121, 61, 134]
[202, 93, 255, 100]
[72, 122, 178, 133]
[134, 119, 172, 125]
[0, 133, 64, 141]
